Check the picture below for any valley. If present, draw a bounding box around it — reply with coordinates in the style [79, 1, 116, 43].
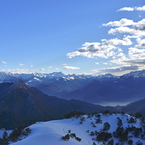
[0, 70, 145, 144]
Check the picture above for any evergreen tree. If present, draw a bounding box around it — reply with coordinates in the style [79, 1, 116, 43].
[103, 122, 110, 131]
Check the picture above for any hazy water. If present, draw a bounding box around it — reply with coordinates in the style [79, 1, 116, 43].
[94, 101, 130, 107]
[94, 96, 144, 107]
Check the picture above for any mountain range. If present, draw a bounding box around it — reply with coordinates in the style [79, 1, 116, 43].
[1, 70, 145, 129]
[0, 80, 115, 129]
[0, 70, 145, 104]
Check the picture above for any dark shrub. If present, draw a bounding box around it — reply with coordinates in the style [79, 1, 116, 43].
[75, 137, 81, 142]
[103, 122, 110, 131]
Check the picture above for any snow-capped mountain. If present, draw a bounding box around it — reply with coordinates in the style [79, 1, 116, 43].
[0, 71, 115, 82]
[0, 71, 117, 94]
[2, 112, 145, 145]
[121, 70, 145, 78]
[96, 73, 118, 82]
[1, 70, 145, 83]
[1, 70, 145, 104]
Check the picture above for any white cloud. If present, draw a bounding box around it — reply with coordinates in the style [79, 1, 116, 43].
[66, 8, 145, 75]
[30, 65, 34, 68]
[102, 37, 132, 46]
[92, 65, 139, 76]
[136, 5, 145, 11]
[103, 18, 135, 27]
[128, 47, 145, 55]
[55, 68, 60, 70]
[109, 46, 145, 70]
[118, 7, 134, 11]
[136, 39, 145, 48]
[125, 59, 145, 66]
[48, 66, 53, 68]
[67, 37, 131, 59]
[1, 69, 30, 74]
[109, 27, 145, 37]
[95, 62, 99, 65]
[110, 55, 128, 65]
[118, 5, 145, 11]
[134, 19, 145, 31]
[2, 61, 8, 64]
[77, 42, 101, 53]
[108, 26, 134, 34]
[128, 47, 145, 60]
[19, 63, 25, 66]
[107, 19, 145, 37]
[67, 42, 124, 59]
[103, 62, 108, 65]
[63, 66, 80, 70]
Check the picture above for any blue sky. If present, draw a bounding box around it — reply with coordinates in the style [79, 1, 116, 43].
[0, 0, 145, 75]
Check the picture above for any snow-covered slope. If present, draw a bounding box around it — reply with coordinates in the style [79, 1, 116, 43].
[4, 113, 145, 145]
[122, 70, 145, 78]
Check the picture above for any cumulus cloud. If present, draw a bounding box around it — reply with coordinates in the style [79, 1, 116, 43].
[67, 38, 131, 59]
[128, 47, 145, 61]
[118, 5, 145, 11]
[103, 18, 135, 27]
[108, 19, 145, 37]
[19, 63, 25, 66]
[108, 26, 134, 34]
[103, 18, 145, 36]
[78, 42, 101, 53]
[129, 47, 145, 55]
[2, 61, 8, 64]
[136, 39, 145, 48]
[103, 62, 108, 65]
[66, 6, 145, 75]
[95, 62, 99, 65]
[67, 43, 116, 59]
[134, 19, 145, 31]
[63, 66, 80, 70]
[102, 37, 132, 46]
[118, 7, 134, 11]
[136, 5, 145, 11]
[110, 54, 128, 65]
[110, 46, 145, 71]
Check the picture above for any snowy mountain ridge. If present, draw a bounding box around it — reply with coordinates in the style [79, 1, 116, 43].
[122, 70, 145, 78]
[1, 70, 145, 103]
[0, 71, 116, 82]
[1, 70, 145, 82]
[1, 112, 145, 145]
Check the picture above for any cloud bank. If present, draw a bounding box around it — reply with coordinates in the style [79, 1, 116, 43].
[67, 5, 145, 75]
[63, 66, 80, 70]
[118, 5, 145, 11]
[2, 61, 8, 64]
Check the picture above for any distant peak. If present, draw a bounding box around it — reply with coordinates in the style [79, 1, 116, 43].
[48, 72, 65, 78]
[122, 69, 145, 78]
[13, 79, 28, 88]
[97, 73, 116, 78]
